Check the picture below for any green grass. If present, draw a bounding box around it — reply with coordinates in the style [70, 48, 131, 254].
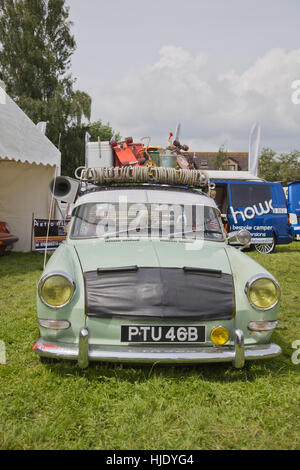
[0, 244, 299, 450]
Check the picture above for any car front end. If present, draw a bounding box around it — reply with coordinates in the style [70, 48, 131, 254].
[33, 183, 282, 368]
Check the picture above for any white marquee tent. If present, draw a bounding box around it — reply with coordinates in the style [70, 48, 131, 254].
[0, 86, 61, 252]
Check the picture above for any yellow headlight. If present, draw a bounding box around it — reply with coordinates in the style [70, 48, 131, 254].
[210, 326, 230, 345]
[246, 276, 280, 310]
[39, 273, 75, 308]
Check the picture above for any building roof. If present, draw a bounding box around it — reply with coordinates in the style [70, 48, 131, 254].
[183, 152, 248, 171]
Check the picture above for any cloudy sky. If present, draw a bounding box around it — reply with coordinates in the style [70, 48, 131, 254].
[67, 0, 300, 153]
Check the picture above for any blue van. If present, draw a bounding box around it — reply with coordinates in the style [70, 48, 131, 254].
[207, 171, 292, 254]
[287, 181, 300, 241]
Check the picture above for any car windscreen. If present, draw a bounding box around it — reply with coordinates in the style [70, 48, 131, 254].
[70, 202, 224, 241]
[230, 183, 271, 207]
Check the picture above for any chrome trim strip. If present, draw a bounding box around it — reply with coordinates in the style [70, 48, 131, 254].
[244, 273, 281, 311]
[233, 329, 245, 368]
[37, 271, 76, 309]
[78, 328, 89, 369]
[33, 338, 281, 365]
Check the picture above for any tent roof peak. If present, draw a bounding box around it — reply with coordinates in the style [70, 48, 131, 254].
[0, 87, 61, 168]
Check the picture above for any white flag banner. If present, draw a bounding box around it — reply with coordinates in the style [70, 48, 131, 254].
[85, 131, 91, 144]
[248, 122, 261, 176]
[36, 121, 47, 134]
[85, 132, 91, 167]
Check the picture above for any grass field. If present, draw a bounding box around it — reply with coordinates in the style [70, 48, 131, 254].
[0, 243, 299, 450]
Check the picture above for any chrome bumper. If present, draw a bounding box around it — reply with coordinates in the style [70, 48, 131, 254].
[33, 328, 281, 369]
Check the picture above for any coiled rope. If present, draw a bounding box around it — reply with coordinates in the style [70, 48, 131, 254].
[75, 166, 210, 190]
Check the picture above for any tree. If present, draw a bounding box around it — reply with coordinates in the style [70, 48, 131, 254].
[258, 147, 300, 185]
[258, 147, 280, 181]
[0, 0, 91, 173]
[88, 120, 121, 143]
[0, 0, 75, 100]
[277, 151, 300, 185]
[61, 120, 121, 177]
[213, 144, 229, 170]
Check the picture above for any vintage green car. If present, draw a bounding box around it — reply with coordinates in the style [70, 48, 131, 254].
[33, 170, 282, 368]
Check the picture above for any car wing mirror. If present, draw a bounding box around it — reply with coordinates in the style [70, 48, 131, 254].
[227, 229, 252, 250]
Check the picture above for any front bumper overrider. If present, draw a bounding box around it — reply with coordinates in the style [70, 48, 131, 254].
[33, 328, 282, 369]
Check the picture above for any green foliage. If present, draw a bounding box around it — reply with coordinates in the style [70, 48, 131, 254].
[258, 147, 279, 181]
[258, 147, 300, 185]
[277, 150, 300, 185]
[213, 144, 229, 170]
[0, 0, 92, 173]
[88, 120, 121, 143]
[0, 0, 123, 179]
[0, 0, 75, 97]
[60, 124, 87, 177]
[61, 121, 121, 177]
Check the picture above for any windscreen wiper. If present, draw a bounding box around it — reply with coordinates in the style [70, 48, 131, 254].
[183, 267, 222, 277]
[97, 265, 139, 274]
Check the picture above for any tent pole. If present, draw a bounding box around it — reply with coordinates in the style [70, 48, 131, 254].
[43, 165, 58, 269]
[30, 212, 34, 253]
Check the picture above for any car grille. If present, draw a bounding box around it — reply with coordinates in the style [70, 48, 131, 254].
[84, 266, 234, 321]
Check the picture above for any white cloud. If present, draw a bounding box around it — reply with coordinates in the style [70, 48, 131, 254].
[93, 46, 300, 152]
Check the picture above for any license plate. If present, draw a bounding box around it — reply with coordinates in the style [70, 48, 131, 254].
[121, 325, 206, 343]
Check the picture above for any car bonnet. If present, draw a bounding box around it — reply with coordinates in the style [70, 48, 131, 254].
[74, 238, 232, 275]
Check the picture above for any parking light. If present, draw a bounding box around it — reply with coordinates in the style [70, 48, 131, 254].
[210, 326, 230, 345]
[37, 319, 70, 329]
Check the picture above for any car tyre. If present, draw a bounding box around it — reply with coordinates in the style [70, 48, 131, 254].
[254, 236, 276, 254]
